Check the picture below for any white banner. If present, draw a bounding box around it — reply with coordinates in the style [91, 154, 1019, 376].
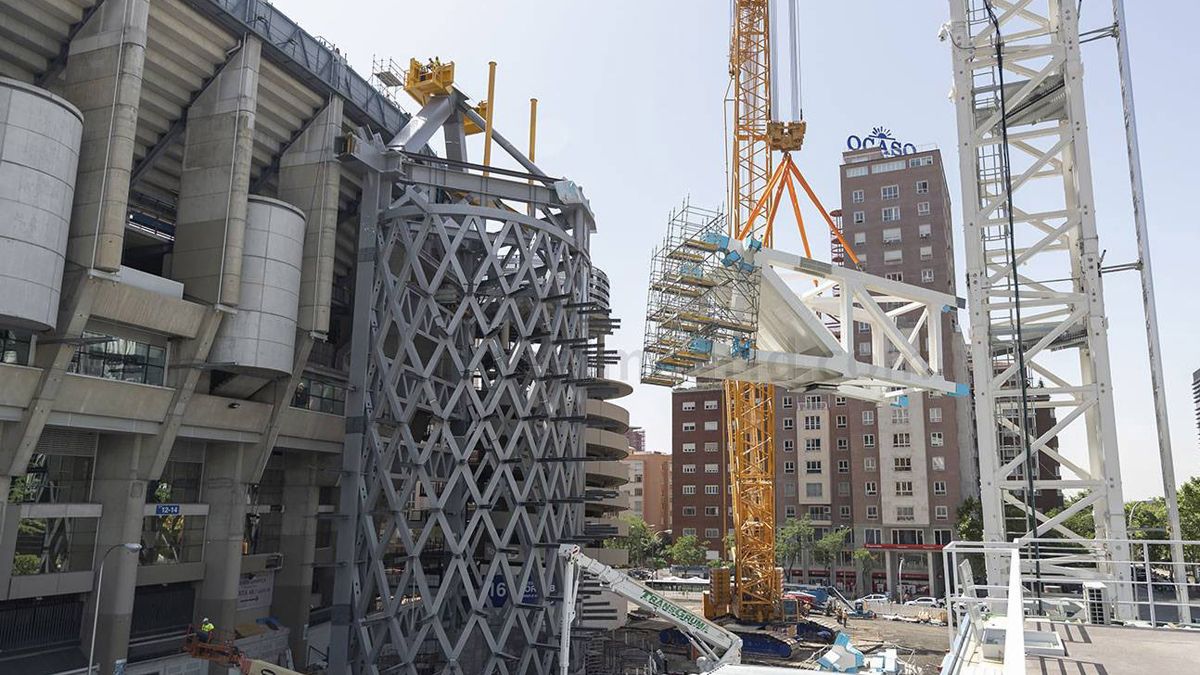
[238, 570, 275, 612]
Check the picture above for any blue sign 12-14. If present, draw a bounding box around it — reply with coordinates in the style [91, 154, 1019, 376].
[847, 126, 917, 157]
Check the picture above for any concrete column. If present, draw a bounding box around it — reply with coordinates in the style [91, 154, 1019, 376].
[81, 434, 150, 675]
[926, 551, 938, 597]
[885, 550, 896, 601]
[0, 475, 17, 599]
[60, 0, 149, 272]
[277, 97, 343, 336]
[271, 455, 319, 667]
[196, 441, 249, 673]
[172, 37, 261, 307]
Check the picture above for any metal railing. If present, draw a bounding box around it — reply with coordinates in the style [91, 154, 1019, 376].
[940, 538, 1200, 672]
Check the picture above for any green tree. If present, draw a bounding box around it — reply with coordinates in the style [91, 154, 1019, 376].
[775, 516, 813, 579]
[666, 534, 706, 567]
[602, 516, 663, 568]
[813, 528, 851, 581]
[957, 497, 983, 542]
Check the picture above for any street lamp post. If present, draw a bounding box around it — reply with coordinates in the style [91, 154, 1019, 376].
[88, 543, 142, 675]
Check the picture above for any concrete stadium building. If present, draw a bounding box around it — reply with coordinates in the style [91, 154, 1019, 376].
[0, 1, 623, 674]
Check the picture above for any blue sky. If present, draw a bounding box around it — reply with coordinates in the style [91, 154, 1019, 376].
[283, 1, 1200, 500]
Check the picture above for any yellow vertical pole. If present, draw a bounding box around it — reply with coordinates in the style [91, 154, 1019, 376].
[482, 61, 497, 175]
[527, 97, 538, 216]
[528, 97, 538, 163]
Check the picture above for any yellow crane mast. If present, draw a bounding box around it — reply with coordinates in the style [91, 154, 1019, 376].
[724, 0, 779, 624]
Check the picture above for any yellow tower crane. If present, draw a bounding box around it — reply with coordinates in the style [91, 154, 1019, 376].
[721, 0, 859, 624]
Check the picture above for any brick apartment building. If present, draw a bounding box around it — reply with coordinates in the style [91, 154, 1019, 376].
[672, 148, 976, 596]
[621, 451, 673, 534]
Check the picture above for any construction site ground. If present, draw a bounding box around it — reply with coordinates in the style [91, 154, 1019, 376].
[619, 592, 952, 673]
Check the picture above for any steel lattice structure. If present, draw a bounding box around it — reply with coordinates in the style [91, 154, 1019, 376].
[946, 0, 1132, 605]
[330, 90, 597, 673]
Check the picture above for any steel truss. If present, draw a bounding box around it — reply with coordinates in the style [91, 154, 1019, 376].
[331, 91, 597, 674]
[946, 0, 1132, 607]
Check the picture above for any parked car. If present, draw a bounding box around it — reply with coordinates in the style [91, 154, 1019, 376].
[856, 594, 888, 605]
[905, 596, 945, 608]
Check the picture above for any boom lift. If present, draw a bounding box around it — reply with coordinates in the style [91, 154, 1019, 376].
[182, 627, 306, 675]
[558, 544, 742, 674]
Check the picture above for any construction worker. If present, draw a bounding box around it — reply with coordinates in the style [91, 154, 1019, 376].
[199, 617, 215, 643]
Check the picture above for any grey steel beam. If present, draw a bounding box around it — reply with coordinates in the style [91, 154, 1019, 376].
[34, 0, 108, 87]
[130, 43, 243, 186]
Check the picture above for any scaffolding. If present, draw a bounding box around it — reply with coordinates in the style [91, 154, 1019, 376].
[640, 202, 760, 388]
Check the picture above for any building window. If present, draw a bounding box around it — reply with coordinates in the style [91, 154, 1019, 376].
[837, 459, 850, 474]
[896, 506, 915, 522]
[806, 483, 823, 498]
[920, 245, 933, 260]
[882, 227, 902, 244]
[682, 527, 697, 536]
[852, 189, 864, 203]
[703, 420, 719, 431]
[881, 206, 900, 222]
[853, 210, 865, 224]
[682, 401, 696, 411]
[929, 407, 942, 423]
[935, 505, 949, 521]
[863, 434, 875, 448]
[883, 249, 903, 264]
[881, 185, 899, 200]
[705, 528, 720, 538]
[704, 463, 719, 473]
[783, 439, 795, 452]
[853, 231, 866, 245]
[864, 457, 877, 471]
[705, 506, 719, 517]
[916, 180, 929, 194]
[864, 527, 882, 543]
[835, 415, 847, 429]
[856, 321, 870, 334]
[805, 461, 822, 474]
[682, 485, 696, 495]
[840, 505, 852, 519]
[804, 415, 821, 430]
[782, 395, 793, 408]
[934, 481, 947, 496]
[784, 461, 796, 474]
[682, 422, 695, 432]
[785, 505, 797, 518]
[836, 438, 849, 451]
[834, 396, 846, 406]
[872, 160, 906, 173]
[891, 408, 910, 425]
[784, 483, 796, 496]
[893, 433, 912, 449]
[682, 506, 696, 516]
[866, 507, 879, 522]
[704, 399, 718, 410]
[0, 330, 32, 365]
[894, 457, 913, 472]
[932, 456, 946, 471]
[917, 201, 930, 215]
[885, 272, 903, 282]
[681, 443, 696, 453]
[862, 410, 875, 425]
[909, 156, 933, 167]
[783, 417, 794, 430]
[838, 481, 850, 496]
[682, 464, 696, 474]
[69, 332, 167, 386]
[921, 268, 934, 283]
[893, 528, 924, 545]
[857, 342, 871, 356]
[704, 441, 719, 452]
[918, 223, 932, 238]
[704, 485, 719, 495]
[865, 481, 878, 496]
[930, 432, 944, 447]
[935, 529, 954, 545]
[846, 165, 869, 178]
[895, 481, 914, 496]
[805, 438, 821, 452]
